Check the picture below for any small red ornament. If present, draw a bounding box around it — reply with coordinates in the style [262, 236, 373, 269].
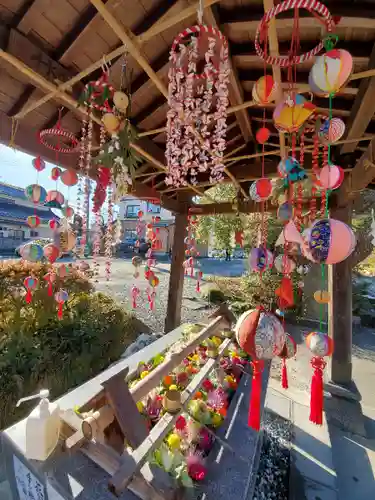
[256, 127, 271, 144]
[49, 219, 59, 230]
[32, 156, 46, 172]
[256, 178, 272, 198]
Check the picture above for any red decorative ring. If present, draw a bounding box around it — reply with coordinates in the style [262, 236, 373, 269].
[303, 111, 328, 134]
[39, 127, 79, 154]
[83, 74, 115, 112]
[170, 24, 228, 79]
[255, 0, 334, 67]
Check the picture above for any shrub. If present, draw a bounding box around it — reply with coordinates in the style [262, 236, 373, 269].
[200, 283, 226, 304]
[0, 260, 140, 428]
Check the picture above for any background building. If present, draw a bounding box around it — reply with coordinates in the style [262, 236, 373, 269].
[117, 195, 175, 253]
[0, 182, 57, 252]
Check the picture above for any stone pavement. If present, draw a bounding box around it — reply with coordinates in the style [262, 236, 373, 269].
[267, 323, 375, 500]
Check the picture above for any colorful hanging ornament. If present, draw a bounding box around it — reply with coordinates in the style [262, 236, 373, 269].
[43, 272, 56, 297]
[252, 75, 277, 104]
[275, 277, 294, 308]
[256, 127, 271, 144]
[55, 289, 69, 320]
[255, 0, 334, 67]
[39, 124, 79, 153]
[24, 276, 38, 304]
[319, 118, 345, 144]
[132, 255, 142, 279]
[283, 220, 303, 245]
[235, 308, 285, 430]
[316, 164, 344, 190]
[249, 179, 272, 202]
[62, 205, 74, 218]
[25, 184, 47, 204]
[165, 24, 230, 186]
[277, 201, 294, 222]
[113, 91, 129, 113]
[43, 243, 60, 264]
[310, 49, 353, 96]
[249, 246, 274, 273]
[49, 219, 60, 230]
[53, 227, 76, 253]
[302, 219, 356, 264]
[273, 95, 316, 133]
[20, 243, 43, 262]
[45, 190, 65, 208]
[51, 167, 61, 181]
[60, 169, 78, 187]
[234, 230, 244, 248]
[131, 285, 140, 309]
[32, 156, 46, 172]
[27, 215, 40, 228]
[306, 331, 333, 425]
[314, 290, 331, 304]
[278, 333, 297, 389]
[196, 270, 203, 293]
[79, 71, 114, 112]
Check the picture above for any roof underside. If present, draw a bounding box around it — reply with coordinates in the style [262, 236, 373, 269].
[1, 0, 375, 208]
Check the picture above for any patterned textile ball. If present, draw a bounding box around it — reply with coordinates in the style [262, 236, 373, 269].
[256, 127, 271, 144]
[58, 264, 71, 278]
[249, 179, 272, 202]
[32, 156, 46, 172]
[25, 184, 47, 204]
[249, 246, 273, 273]
[132, 256, 142, 267]
[55, 289, 69, 304]
[319, 118, 345, 145]
[49, 219, 60, 230]
[310, 49, 353, 96]
[149, 275, 160, 287]
[316, 164, 344, 190]
[273, 94, 315, 133]
[60, 169, 78, 187]
[278, 157, 300, 178]
[303, 219, 356, 265]
[20, 243, 43, 262]
[306, 331, 333, 357]
[274, 254, 296, 274]
[63, 205, 74, 218]
[45, 190, 65, 208]
[53, 228, 76, 252]
[252, 75, 277, 104]
[43, 243, 60, 263]
[277, 202, 293, 222]
[24, 276, 38, 290]
[113, 91, 129, 112]
[235, 308, 285, 360]
[27, 215, 40, 228]
[138, 210, 144, 218]
[279, 333, 297, 360]
[51, 167, 61, 181]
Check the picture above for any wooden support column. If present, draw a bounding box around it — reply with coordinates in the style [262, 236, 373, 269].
[165, 212, 188, 333]
[328, 203, 358, 398]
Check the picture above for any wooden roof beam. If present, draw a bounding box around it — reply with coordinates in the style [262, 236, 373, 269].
[341, 44, 375, 154]
[201, 4, 254, 144]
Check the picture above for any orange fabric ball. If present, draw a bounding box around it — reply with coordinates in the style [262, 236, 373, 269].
[256, 127, 271, 144]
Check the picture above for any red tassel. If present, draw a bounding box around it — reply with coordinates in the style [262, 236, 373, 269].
[196, 281, 200, 293]
[48, 282, 53, 297]
[25, 289, 32, 304]
[57, 302, 63, 320]
[132, 299, 136, 309]
[309, 356, 326, 425]
[248, 360, 264, 431]
[281, 358, 288, 389]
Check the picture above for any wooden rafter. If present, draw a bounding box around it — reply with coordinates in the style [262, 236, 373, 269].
[341, 43, 375, 154]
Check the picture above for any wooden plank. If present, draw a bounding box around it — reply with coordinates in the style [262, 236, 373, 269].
[165, 212, 188, 332]
[337, 137, 375, 206]
[341, 43, 375, 154]
[132, 316, 224, 401]
[109, 337, 232, 494]
[101, 367, 149, 449]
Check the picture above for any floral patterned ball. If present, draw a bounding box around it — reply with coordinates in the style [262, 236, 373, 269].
[306, 331, 333, 357]
[235, 308, 285, 360]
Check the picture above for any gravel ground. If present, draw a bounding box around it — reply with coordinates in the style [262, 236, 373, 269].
[253, 411, 291, 500]
[94, 258, 214, 333]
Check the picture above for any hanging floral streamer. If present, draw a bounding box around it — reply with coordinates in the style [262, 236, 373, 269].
[165, 24, 230, 187]
[105, 181, 113, 281]
[185, 212, 202, 293]
[92, 125, 106, 281]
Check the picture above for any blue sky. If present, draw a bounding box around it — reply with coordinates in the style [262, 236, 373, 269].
[0, 143, 78, 203]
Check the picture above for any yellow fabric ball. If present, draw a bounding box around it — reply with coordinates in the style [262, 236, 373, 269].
[140, 370, 149, 379]
[169, 384, 178, 391]
[102, 113, 120, 134]
[167, 433, 181, 450]
[136, 401, 144, 412]
[211, 413, 223, 427]
[113, 91, 129, 112]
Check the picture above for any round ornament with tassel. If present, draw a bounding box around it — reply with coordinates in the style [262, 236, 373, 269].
[235, 307, 285, 430]
[55, 289, 69, 320]
[306, 331, 333, 425]
[278, 333, 297, 389]
[24, 276, 38, 304]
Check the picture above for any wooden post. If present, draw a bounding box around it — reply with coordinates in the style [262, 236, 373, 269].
[165, 212, 188, 332]
[327, 203, 359, 399]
